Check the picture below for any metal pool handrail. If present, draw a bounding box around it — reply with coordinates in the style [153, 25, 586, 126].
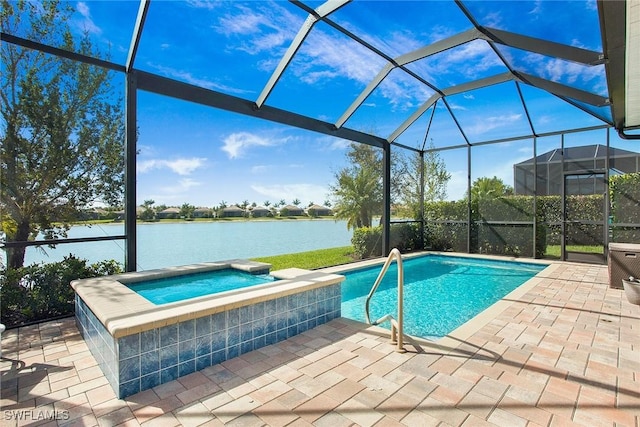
[365, 248, 406, 353]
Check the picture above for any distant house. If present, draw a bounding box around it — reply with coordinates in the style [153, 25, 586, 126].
[115, 206, 145, 220]
[306, 204, 332, 217]
[221, 205, 246, 218]
[280, 204, 305, 216]
[157, 207, 180, 219]
[250, 206, 271, 218]
[514, 144, 640, 196]
[193, 207, 212, 218]
[79, 208, 109, 220]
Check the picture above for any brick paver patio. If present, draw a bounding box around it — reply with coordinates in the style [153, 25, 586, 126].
[1, 261, 639, 426]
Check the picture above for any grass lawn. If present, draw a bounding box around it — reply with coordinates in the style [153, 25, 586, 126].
[251, 246, 355, 271]
[545, 245, 604, 258]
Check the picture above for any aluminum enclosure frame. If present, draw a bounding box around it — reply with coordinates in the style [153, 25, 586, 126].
[1, 0, 634, 271]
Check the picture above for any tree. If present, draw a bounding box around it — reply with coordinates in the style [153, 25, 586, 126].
[469, 176, 513, 202]
[330, 143, 384, 229]
[1, 1, 124, 269]
[398, 141, 451, 219]
[292, 198, 301, 206]
[180, 203, 195, 219]
[139, 200, 156, 222]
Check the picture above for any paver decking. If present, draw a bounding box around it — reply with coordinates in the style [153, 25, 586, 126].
[1, 262, 639, 426]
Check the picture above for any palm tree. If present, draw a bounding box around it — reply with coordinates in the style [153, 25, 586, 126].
[469, 176, 512, 202]
[140, 199, 156, 221]
[331, 166, 382, 229]
[292, 198, 301, 206]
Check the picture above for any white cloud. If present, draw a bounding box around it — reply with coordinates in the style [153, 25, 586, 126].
[251, 183, 329, 206]
[138, 158, 207, 175]
[165, 178, 202, 193]
[145, 63, 254, 96]
[522, 53, 607, 95]
[528, 0, 543, 16]
[216, 5, 266, 36]
[483, 12, 504, 29]
[75, 2, 101, 35]
[221, 132, 284, 159]
[187, 0, 221, 11]
[447, 103, 467, 111]
[466, 113, 523, 136]
[251, 165, 272, 174]
[146, 179, 203, 204]
[320, 136, 352, 151]
[213, 2, 299, 55]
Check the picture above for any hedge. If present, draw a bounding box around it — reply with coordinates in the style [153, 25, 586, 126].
[610, 172, 640, 242]
[344, 174, 640, 260]
[1, 256, 122, 328]
[352, 223, 422, 259]
[538, 195, 605, 246]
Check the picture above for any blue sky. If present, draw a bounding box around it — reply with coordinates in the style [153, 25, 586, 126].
[35, 0, 637, 207]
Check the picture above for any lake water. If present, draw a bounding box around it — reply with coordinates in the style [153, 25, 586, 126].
[9, 220, 354, 271]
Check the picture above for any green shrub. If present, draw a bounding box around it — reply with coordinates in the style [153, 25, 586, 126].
[424, 221, 467, 252]
[424, 196, 547, 257]
[424, 200, 469, 252]
[390, 223, 422, 253]
[610, 172, 640, 242]
[475, 196, 546, 258]
[1, 255, 122, 328]
[538, 194, 605, 246]
[352, 223, 423, 259]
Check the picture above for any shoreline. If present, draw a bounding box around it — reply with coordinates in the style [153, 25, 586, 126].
[72, 216, 340, 227]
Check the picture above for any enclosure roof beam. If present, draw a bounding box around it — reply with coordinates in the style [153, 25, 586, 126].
[0, 32, 125, 72]
[479, 27, 604, 66]
[136, 70, 386, 149]
[256, 0, 350, 108]
[335, 63, 394, 129]
[517, 73, 609, 107]
[126, 0, 150, 73]
[336, 29, 479, 130]
[388, 93, 441, 143]
[442, 72, 514, 96]
[389, 72, 513, 143]
[395, 28, 481, 66]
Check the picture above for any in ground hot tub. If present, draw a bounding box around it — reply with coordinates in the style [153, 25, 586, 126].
[72, 259, 344, 398]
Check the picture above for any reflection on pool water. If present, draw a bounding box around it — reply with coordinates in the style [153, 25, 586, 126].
[341, 255, 546, 339]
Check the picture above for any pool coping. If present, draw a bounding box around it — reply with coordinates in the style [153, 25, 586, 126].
[320, 251, 555, 351]
[71, 260, 344, 339]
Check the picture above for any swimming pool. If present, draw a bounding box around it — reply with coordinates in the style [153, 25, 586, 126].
[340, 254, 547, 339]
[127, 269, 277, 305]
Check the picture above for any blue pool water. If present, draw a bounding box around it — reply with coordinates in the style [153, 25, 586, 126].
[341, 255, 546, 339]
[127, 269, 277, 305]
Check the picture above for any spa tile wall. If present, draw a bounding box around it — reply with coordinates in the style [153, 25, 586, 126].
[75, 295, 118, 393]
[77, 283, 341, 398]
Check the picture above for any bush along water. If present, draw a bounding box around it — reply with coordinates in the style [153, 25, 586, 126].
[352, 223, 423, 259]
[1, 255, 122, 328]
